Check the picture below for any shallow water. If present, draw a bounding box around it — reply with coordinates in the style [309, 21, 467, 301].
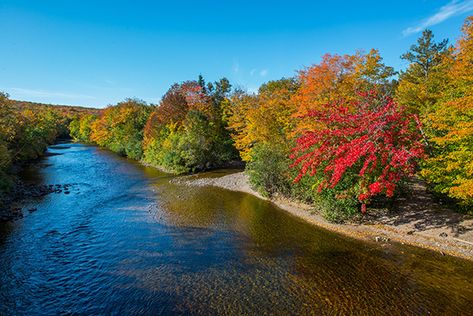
[1, 143, 472, 315]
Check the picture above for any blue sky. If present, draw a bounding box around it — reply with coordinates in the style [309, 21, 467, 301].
[1, 0, 472, 108]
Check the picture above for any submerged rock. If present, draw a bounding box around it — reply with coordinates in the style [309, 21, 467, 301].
[375, 236, 390, 243]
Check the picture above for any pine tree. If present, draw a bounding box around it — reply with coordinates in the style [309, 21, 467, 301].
[396, 29, 450, 116]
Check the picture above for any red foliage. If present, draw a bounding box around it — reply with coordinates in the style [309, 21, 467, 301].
[291, 91, 425, 211]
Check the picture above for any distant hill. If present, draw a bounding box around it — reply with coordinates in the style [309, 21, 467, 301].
[11, 100, 102, 117]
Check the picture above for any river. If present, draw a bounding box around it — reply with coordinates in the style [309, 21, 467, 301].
[1, 143, 472, 315]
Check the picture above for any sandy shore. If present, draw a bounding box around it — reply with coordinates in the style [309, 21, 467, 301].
[175, 171, 473, 260]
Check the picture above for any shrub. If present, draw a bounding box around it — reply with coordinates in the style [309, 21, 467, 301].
[246, 143, 292, 197]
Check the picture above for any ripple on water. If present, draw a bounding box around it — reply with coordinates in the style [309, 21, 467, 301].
[0, 143, 472, 315]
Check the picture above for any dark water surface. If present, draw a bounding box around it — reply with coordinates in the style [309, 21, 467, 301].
[1, 143, 472, 315]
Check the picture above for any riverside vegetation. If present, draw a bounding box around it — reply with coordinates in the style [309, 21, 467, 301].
[2, 17, 472, 221]
[0, 94, 99, 214]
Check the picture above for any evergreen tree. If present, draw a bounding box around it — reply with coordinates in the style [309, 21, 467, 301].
[396, 29, 450, 116]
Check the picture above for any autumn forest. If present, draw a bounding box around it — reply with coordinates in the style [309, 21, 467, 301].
[1, 17, 472, 221]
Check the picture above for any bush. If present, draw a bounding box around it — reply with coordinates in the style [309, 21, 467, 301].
[314, 189, 360, 223]
[246, 142, 359, 222]
[246, 143, 292, 197]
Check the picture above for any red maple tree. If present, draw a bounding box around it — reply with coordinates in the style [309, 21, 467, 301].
[291, 91, 425, 214]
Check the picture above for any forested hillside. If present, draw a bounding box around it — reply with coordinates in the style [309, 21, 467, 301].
[0, 95, 99, 192]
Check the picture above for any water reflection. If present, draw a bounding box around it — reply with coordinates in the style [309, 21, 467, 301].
[0, 143, 472, 315]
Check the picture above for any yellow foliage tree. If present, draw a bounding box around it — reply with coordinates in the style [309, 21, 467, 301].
[227, 78, 298, 161]
[421, 17, 473, 207]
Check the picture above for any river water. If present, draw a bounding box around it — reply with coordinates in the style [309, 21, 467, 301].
[0, 143, 472, 315]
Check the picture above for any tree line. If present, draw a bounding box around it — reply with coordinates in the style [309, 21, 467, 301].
[2, 17, 471, 218]
[0, 96, 99, 192]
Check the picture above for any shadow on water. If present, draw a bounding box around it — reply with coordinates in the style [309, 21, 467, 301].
[0, 143, 472, 315]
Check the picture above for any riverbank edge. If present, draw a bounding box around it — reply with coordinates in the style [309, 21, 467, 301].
[173, 171, 473, 261]
[0, 140, 75, 222]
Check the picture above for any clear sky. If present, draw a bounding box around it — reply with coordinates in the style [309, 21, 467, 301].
[1, 0, 472, 108]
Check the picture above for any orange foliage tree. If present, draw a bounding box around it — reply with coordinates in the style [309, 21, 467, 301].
[293, 50, 395, 133]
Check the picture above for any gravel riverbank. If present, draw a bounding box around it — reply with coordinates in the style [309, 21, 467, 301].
[174, 171, 473, 260]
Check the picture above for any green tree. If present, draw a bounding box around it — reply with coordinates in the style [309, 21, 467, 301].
[69, 117, 81, 140]
[91, 99, 151, 159]
[0, 93, 15, 190]
[396, 29, 450, 116]
[143, 76, 238, 173]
